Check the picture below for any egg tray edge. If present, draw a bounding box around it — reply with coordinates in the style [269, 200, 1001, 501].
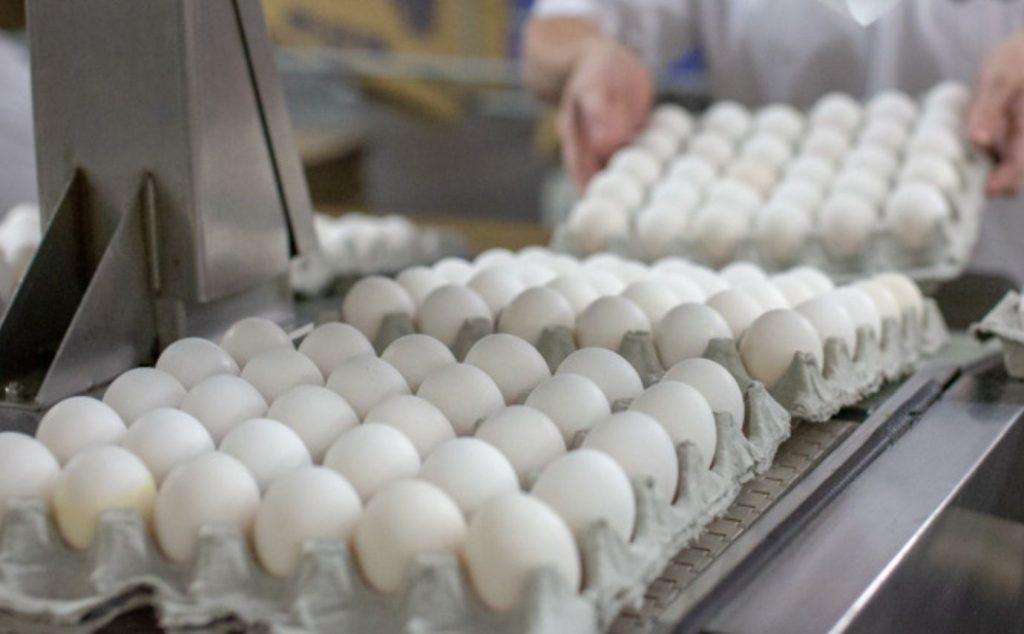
[971, 290, 1024, 378]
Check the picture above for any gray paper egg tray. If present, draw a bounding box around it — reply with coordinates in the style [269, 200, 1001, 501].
[971, 290, 1024, 379]
[551, 157, 989, 286]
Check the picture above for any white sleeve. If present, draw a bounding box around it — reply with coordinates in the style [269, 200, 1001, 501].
[531, 0, 699, 72]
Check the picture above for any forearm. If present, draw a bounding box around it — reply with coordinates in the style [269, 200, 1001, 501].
[523, 16, 606, 104]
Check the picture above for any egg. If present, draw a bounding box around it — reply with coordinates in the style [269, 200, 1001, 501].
[354, 479, 466, 594]
[497, 287, 575, 347]
[907, 126, 964, 163]
[689, 131, 736, 169]
[155, 338, 239, 389]
[844, 145, 899, 181]
[586, 170, 645, 210]
[650, 179, 701, 212]
[629, 382, 716, 469]
[610, 146, 663, 185]
[297, 323, 374, 379]
[464, 334, 551, 405]
[417, 363, 505, 435]
[796, 296, 858, 355]
[36, 396, 126, 465]
[884, 182, 951, 251]
[0, 433, 60, 525]
[618, 279, 681, 326]
[787, 266, 835, 296]
[741, 282, 790, 311]
[668, 155, 718, 187]
[266, 385, 359, 462]
[924, 81, 970, 114]
[866, 90, 918, 126]
[706, 178, 762, 215]
[741, 134, 793, 169]
[121, 409, 214, 483]
[380, 333, 456, 392]
[650, 103, 695, 139]
[917, 107, 962, 131]
[739, 309, 824, 385]
[632, 128, 678, 162]
[754, 201, 812, 263]
[566, 198, 630, 254]
[786, 154, 836, 186]
[655, 273, 706, 304]
[241, 348, 323, 404]
[702, 101, 752, 140]
[103, 367, 186, 424]
[753, 104, 805, 142]
[418, 438, 519, 517]
[419, 285, 493, 347]
[556, 348, 644, 405]
[220, 317, 292, 367]
[663, 358, 745, 430]
[545, 274, 600, 316]
[692, 206, 749, 265]
[707, 289, 764, 338]
[802, 127, 851, 164]
[820, 192, 877, 258]
[827, 286, 882, 338]
[474, 248, 516, 270]
[531, 449, 635, 543]
[772, 275, 816, 307]
[327, 355, 410, 420]
[809, 92, 863, 135]
[253, 466, 362, 578]
[613, 260, 656, 286]
[432, 257, 476, 284]
[524, 374, 610, 445]
[856, 281, 902, 324]
[363, 394, 455, 458]
[51, 445, 156, 550]
[859, 119, 910, 154]
[655, 303, 733, 368]
[341, 276, 416, 342]
[726, 158, 778, 196]
[154, 452, 260, 562]
[396, 266, 446, 306]
[180, 375, 268, 443]
[219, 418, 311, 491]
[323, 424, 421, 502]
[463, 492, 580, 612]
[832, 169, 889, 207]
[677, 265, 729, 296]
[475, 406, 566, 486]
[719, 261, 766, 287]
[582, 412, 679, 504]
[463, 268, 523, 316]
[899, 155, 962, 196]
[873, 272, 924, 320]
[575, 295, 652, 351]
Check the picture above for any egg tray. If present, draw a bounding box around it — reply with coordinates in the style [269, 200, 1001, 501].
[550, 156, 990, 286]
[970, 290, 1024, 379]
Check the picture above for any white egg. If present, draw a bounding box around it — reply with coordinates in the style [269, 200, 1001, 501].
[531, 449, 635, 542]
[419, 438, 519, 517]
[787, 266, 835, 296]
[497, 287, 575, 347]
[924, 81, 970, 113]
[326, 355, 410, 420]
[475, 406, 566, 487]
[828, 286, 882, 338]
[220, 317, 292, 368]
[254, 466, 362, 578]
[832, 169, 889, 207]
[266, 385, 359, 462]
[297, 323, 374, 379]
[873, 272, 924, 320]
[620, 280, 682, 326]
[707, 289, 764, 338]
[582, 254, 631, 290]
[341, 276, 416, 342]
[899, 155, 962, 196]
[364, 394, 455, 457]
[706, 178, 762, 215]
[219, 418, 311, 491]
[786, 154, 837, 186]
[323, 424, 421, 502]
[689, 131, 736, 169]
[380, 333, 456, 392]
[632, 128, 678, 162]
[754, 201, 812, 264]
[613, 260, 656, 286]
[524, 374, 610, 445]
[155, 338, 239, 390]
[655, 273, 706, 304]
[651, 103, 695, 139]
[796, 296, 858, 355]
[36, 396, 126, 465]
[566, 198, 630, 254]
[772, 275, 816, 307]
[241, 348, 323, 403]
[726, 158, 778, 196]
[103, 367, 186, 424]
[474, 248, 517, 270]
[586, 170, 645, 210]
[0, 432, 60, 525]
[575, 295, 652, 351]
[655, 303, 733, 368]
[417, 284, 492, 347]
[820, 192, 877, 258]
[855, 281, 902, 323]
[609, 147, 662, 185]
[884, 182, 951, 251]
[180, 375, 267, 443]
[802, 127, 851, 164]
[545, 274, 600, 316]
[844, 145, 899, 181]
[678, 265, 729, 297]
[154, 452, 260, 563]
[809, 92, 862, 135]
[51, 445, 156, 550]
[907, 126, 965, 163]
[629, 382, 716, 469]
[432, 257, 476, 284]
[354, 479, 466, 593]
[702, 101, 752, 140]
[866, 90, 918, 126]
[464, 334, 551, 405]
[417, 363, 505, 435]
[663, 358, 745, 430]
[741, 282, 790, 311]
[753, 103, 805, 142]
[464, 492, 579, 612]
[859, 119, 910, 154]
[396, 266, 446, 307]
[668, 155, 718, 187]
[692, 206, 749, 265]
[741, 134, 793, 169]
[582, 412, 679, 504]
[720, 261, 767, 287]
[917, 107, 962, 131]
[649, 179, 701, 213]
[466, 267, 525, 316]
[121, 409, 213, 483]
[556, 347, 644, 405]
[739, 310, 824, 385]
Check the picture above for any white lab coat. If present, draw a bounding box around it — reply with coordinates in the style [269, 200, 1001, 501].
[534, 0, 1024, 283]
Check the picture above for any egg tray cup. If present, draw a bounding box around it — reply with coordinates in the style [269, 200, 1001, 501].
[550, 154, 990, 287]
[971, 290, 1024, 379]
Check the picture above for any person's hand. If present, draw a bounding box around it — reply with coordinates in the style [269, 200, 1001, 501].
[557, 38, 654, 189]
[968, 33, 1024, 195]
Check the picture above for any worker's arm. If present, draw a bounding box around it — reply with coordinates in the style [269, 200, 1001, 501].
[968, 33, 1024, 195]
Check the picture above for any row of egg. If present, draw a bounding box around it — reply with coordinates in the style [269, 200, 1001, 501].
[0, 203, 40, 303]
[567, 83, 970, 263]
[314, 211, 424, 271]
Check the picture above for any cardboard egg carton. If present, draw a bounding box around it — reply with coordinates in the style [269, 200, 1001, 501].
[971, 291, 1024, 378]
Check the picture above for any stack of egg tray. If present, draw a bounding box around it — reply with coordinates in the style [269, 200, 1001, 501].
[972, 290, 1024, 379]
